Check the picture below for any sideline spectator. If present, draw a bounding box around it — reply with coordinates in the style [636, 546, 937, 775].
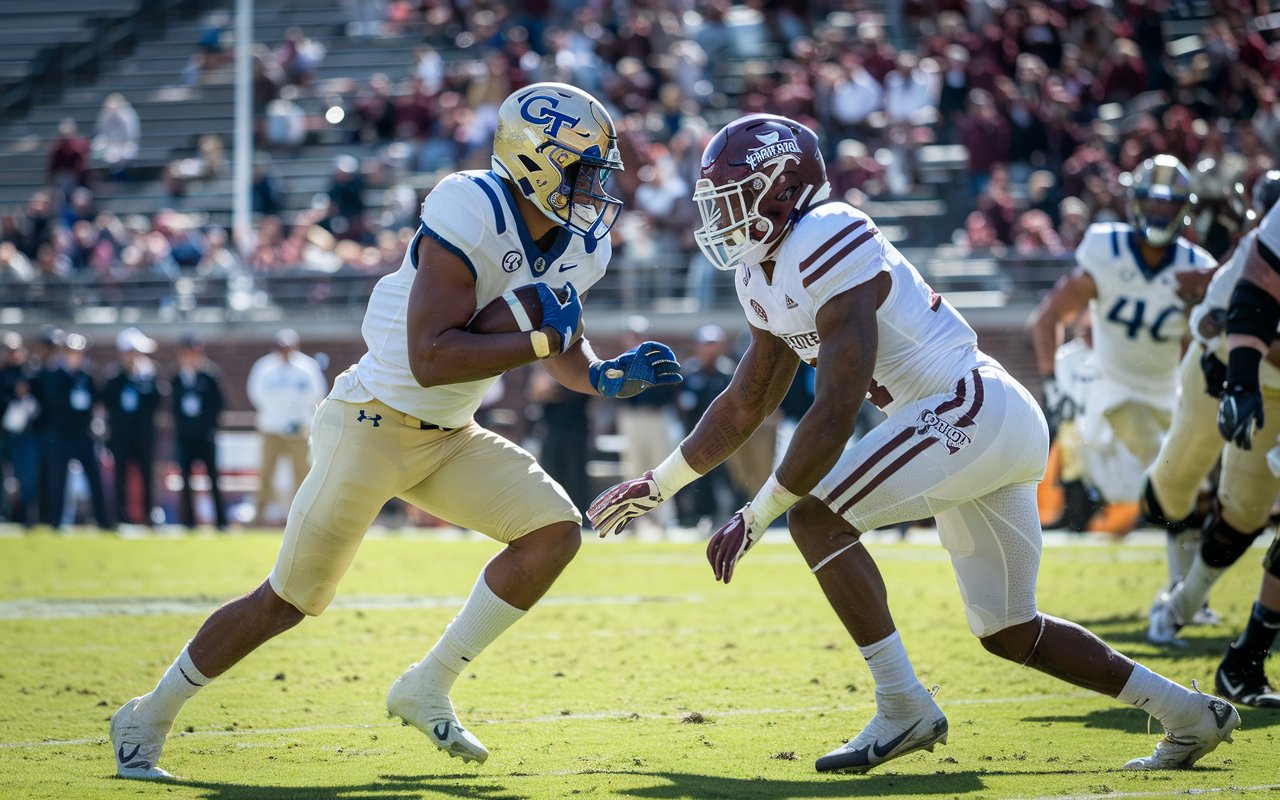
[1, 333, 40, 529]
[675, 325, 738, 529]
[103, 328, 164, 527]
[526, 369, 592, 515]
[611, 316, 681, 536]
[40, 333, 112, 531]
[245, 328, 327, 525]
[172, 334, 227, 530]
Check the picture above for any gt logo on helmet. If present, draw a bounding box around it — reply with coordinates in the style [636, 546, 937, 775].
[519, 94, 580, 137]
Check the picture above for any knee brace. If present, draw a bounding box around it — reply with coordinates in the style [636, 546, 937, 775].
[1200, 500, 1266, 568]
[1142, 476, 1190, 533]
[1226, 278, 1280, 348]
[1264, 536, 1280, 581]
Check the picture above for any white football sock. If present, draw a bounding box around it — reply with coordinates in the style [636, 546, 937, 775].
[859, 632, 929, 716]
[1117, 663, 1202, 731]
[138, 644, 209, 727]
[411, 572, 526, 703]
[1170, 556, 1225, 623]
[1166, 530, 1198, 586]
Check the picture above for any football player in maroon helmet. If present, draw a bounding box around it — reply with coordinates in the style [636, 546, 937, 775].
[592, 115, 1239, 773]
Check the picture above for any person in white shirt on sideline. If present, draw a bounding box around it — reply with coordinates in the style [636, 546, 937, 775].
[245, 328, 327, 525]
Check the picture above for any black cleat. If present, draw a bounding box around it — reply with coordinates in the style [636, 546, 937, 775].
[1215, 651, 1280, 708]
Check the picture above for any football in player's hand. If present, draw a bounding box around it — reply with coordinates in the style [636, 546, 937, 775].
[467, 283, 583, 344]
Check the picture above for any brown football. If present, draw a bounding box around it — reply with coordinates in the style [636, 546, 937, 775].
[467, 284, 582, 344]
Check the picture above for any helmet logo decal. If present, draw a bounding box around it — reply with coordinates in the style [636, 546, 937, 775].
[519, 94, 581, 138]
[755, 131, 781, 145]
[502, 251, 523, 273]
[744, 140, 801, 170]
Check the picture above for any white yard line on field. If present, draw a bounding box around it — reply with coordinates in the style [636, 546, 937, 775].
[0, 593, 703, 620]
[1014, 786, 1280, 800]
[1, 690, 1101, 749]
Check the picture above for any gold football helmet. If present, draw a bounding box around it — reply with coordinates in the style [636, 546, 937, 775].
[492, 82, 624, 240]
[1121, 154, 1195, 247]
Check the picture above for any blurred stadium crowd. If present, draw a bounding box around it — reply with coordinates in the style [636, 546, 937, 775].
[3, 0, 1280, 309]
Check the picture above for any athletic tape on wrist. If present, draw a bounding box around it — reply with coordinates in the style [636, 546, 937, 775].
[747, 473, 802, 529]
[651, 447, 701, 497]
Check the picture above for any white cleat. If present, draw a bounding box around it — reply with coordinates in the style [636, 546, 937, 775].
[815, 692, 948, 774]
[1123, 693, 1240, 770]
[110, 696, 175, 780]
[1189, 605, 1222, 626]
[386, 668, 489, 765]
[1147, 593, 1187, 647]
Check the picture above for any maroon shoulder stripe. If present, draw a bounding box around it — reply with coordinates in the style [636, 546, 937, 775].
[803, 228, 877, 288]
[800, 219, 866, 273]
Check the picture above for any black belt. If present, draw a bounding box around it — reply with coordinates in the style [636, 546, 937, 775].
[399, 410, 456, 431]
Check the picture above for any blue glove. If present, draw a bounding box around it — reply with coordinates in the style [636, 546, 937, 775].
[590, 341, 683, 398]
[536, 282, 582, 354]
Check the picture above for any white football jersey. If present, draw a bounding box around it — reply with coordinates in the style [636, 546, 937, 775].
[340, 170, 610, 428]
[1078, 222, 1215, 401]
[1190, 229, 1280, 390]
[734, 201, 992, 415]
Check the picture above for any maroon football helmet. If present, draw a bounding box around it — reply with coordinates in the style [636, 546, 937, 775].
[693, 114, 831, 270]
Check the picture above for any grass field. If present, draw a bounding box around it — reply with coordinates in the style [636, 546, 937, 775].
[2, 528, 1278, 800]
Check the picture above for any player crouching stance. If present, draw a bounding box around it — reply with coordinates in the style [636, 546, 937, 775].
[109, 83, 681, 780]
[590, 114, 1239, 774]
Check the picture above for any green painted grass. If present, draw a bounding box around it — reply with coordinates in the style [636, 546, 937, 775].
[1, 529, 1277, 799]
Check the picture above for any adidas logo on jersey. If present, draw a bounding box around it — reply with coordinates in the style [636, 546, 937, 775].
[785, 294, 798, 309]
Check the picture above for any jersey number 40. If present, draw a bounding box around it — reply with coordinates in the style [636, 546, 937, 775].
[1104, 297, 1179, 342]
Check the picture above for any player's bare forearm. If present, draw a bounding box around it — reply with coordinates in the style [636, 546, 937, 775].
[407, 236, 543, 386]
[682, 329, 797, 474]
[541, 337, 597, 394]
[774, 283, 878, 495]
[1026, 269, 1094, 377]
[412, 329, 547, 386]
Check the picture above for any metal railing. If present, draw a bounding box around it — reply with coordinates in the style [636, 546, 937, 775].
[0, 251, 1074, 331]
[0, 0, 204, 117]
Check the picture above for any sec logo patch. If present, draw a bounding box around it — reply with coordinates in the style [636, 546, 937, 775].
[750, 299, 768, 322]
